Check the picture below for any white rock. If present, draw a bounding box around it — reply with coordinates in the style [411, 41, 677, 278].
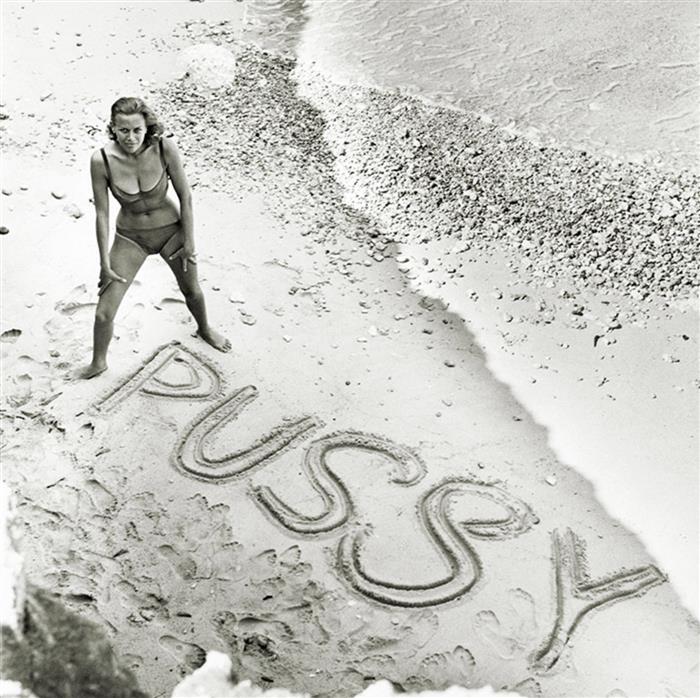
[177, 43, 237, 89]
[63, 203, 83, 219]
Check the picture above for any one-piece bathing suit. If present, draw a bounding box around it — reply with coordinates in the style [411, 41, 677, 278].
[101, 139, 181, 255]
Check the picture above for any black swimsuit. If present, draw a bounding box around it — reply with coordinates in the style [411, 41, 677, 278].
[101, 139, 181, 255]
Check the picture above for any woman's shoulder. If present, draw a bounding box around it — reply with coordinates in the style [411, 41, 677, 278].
[159, 134, 180, 156]
[91, 142, 115, 161]
[158, 136, 184, 171]
[90, 146, 109, 170]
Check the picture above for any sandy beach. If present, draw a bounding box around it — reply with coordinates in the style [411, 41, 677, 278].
[1, 2, 698, 697]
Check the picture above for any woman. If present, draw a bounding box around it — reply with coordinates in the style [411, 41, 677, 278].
[80, 97, 230, 379]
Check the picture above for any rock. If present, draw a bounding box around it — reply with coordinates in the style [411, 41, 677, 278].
[2, 189, 12, 196]
[545, 475, 557, 486]
[63, 203, 83, 219]
[177, 43, 237, 89]
[443, 359, 455, 368]
[51, 191, 66, 199]
[0, 329, 21, 343]
[0, 226, 9, 235]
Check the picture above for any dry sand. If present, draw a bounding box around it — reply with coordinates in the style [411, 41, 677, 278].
[1, 2, 698, 698]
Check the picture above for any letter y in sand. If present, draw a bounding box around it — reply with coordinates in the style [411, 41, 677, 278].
[532, 528, 665, 672]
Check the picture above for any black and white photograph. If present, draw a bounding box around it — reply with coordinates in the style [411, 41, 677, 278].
[1, 1, 698, 696]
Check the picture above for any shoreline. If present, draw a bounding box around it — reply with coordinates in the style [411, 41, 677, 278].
[1, 3, 698, 697]
[289, 61, 700, 618]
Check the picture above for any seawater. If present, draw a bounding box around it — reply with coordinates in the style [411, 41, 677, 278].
[294, 0, 699, 171]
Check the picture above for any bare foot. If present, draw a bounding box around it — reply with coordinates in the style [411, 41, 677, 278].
[197, 328, 231, 353]
[77, 362, 108, 379]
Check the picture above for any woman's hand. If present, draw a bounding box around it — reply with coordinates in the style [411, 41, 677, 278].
[98, 265, 127, 295]
[169, 244, 198, 273]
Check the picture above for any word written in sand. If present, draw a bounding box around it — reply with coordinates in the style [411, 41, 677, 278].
[337, 478, 537, 608]
[95, 342, 667, 670]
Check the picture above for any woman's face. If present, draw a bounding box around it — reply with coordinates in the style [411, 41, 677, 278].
[112, 112, 147, 154]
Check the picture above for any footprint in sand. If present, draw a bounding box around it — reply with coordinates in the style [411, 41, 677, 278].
[84, 478, 117, 511]
[158, 544, 197, 579]
[236, 615, 294, 640]
[408, 646, 476, 690]
[55, 299, 96, 316]
[159, 634, 206, 671]
[473, 588, 537, 660]
[121, 653, 145, 674]
[5, 373, 33, 408]
[473, 610, 521, 659]
[114, 579, 167, 624]
[507, 587, 538, 635]
[155, 297, 186, 311]
[55, 284, 96, 316]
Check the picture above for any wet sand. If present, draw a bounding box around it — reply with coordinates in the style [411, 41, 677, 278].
[1, 2, 698, 698]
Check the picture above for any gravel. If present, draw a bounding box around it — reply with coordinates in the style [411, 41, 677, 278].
[147, 31, 698, 318]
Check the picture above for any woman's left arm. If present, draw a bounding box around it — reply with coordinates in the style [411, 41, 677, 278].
[163, 137, 197, 271]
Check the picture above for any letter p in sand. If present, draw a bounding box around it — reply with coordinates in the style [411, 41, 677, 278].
[94, 341, 222, 413]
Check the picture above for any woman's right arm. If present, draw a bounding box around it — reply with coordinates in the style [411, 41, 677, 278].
[90, 151, 125, 287]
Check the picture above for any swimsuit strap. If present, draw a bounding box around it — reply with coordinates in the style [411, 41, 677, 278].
[100, 148, 113, 183]
[159, 138, 168, 172]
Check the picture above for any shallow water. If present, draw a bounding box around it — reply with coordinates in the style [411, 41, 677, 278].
[293, 0, 699, 171]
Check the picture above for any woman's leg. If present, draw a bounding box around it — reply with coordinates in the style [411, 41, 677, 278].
[160, 235, 231, 352]
[79, 235, 148, 378]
